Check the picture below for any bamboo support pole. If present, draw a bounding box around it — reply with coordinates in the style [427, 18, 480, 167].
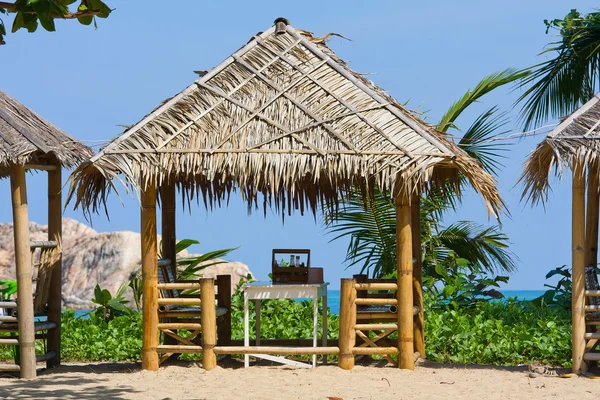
[157, 282, 201, 290]
[354, 283, 398, 291]
[159, 180, 179, 353]
[157, 345, 203, 353]
[572, 162, 587, 373]
[355, 298, 398, 306]
[354, 323, 398, 331]
[47, 162, 62, 368]
[213, 346, 340, 355]
[352, 347, 399, 355]
[141, 183, 159, 371]
[200, 278, 217, 370]
[338, 278, 356, 370]
[158, 323, 202, 330]
[411, 192, 425, 359]
[0, 364, 20, 372]
[10, 164, 36, 379]
[396, 194, 414, 370]
[157, 298, 201, 306]
[216, 275, 232, 346]
[585, 165, 599, 269]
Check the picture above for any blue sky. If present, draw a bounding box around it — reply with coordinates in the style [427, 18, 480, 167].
[0, 0, 595, 290]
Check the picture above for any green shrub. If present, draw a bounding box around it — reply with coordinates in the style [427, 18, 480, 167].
[425, 296, 572, 367]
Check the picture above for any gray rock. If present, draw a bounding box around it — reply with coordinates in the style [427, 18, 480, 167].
[0, 218, 252, 309]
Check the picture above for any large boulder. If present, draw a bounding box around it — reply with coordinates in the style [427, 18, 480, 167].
[0, 218, 252, 309]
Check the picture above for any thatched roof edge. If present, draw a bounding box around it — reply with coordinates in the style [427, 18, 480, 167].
[68, 21, 504, 218]
[0, 90, 94, 172]
[520, 94, 600, 205]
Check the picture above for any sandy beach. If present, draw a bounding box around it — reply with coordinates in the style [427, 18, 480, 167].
[0, 359, 597, 400]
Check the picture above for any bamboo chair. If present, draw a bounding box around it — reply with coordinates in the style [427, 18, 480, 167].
[0, 241, 60, 371]
[156, 258, 231, 364]
[585, 265, 600, 321]
[353, 275, 399, 365]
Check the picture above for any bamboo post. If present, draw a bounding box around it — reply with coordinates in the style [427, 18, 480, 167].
[396, 194, 414, 370]
[353, 273, 367, 346]
[411, 192, 424, 359]
[200, 278, 217, 370]
[10, 164, 36, 379]
[160, 180, 177, 269]
[572, 162, 587, 373]
[585, 165, 599, 269]
[216, 275, 232, 346]
[47, 162, 62, 368]
[141, 183, 159, 371]
[338, 278, 356, 370]
[160, 181, 178, 351]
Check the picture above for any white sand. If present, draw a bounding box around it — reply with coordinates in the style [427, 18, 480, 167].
[0, 360, 597, 399]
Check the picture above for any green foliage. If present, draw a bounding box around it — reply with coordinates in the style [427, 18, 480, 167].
[0, 0, 112, 44]
[425, 294, 572, 367]
[517, 9, 600, 128]
[60, 309, 142, 361]
[531, 265, 572, 309]
[90, 282, 131, 323]
[0, 280, 17, 300]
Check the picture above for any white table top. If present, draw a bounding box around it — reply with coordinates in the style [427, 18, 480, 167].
[242, 281, 329, 299]
[243, 281, 329, 289]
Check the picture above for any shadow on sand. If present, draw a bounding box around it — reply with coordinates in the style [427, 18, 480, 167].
[0, 363, 141, 399]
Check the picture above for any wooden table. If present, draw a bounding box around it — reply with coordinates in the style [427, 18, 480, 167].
[242, 281, 329, 368]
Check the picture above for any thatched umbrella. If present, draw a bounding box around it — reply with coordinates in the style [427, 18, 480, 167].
[68, 18, 503, 371]
[521, 94, 600, 373]
[0, 89, 93, 378]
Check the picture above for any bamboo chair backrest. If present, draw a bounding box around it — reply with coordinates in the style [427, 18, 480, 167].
[585, 265, 600, 320]
[31, 242, 59, 315]
[157, 258, 181, 299]
[585, 265, 600, 304]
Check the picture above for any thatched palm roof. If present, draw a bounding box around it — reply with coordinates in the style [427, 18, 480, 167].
[0, 89, 93, 176]
[521, 94, 600, 204]
[69, 19, 503, 217]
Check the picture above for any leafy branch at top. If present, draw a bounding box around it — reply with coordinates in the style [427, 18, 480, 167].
[0, 0, 113, 45]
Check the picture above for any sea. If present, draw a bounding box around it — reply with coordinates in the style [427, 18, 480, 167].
[73, 290, 546, 318]
[322, 289, 546, 315]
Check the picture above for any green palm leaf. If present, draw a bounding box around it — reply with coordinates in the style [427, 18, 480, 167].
[516, 9, 600, 129]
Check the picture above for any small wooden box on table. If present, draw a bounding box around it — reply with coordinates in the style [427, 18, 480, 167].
[271, 249, 310, 284]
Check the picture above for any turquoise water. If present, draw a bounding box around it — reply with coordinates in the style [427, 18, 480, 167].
[324, 289, 546, 315]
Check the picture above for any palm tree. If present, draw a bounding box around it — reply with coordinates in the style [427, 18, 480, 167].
[517, 9, 600, 129]
[326, 69, 524, 286]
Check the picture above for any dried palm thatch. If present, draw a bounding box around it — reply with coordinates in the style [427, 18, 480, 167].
[521, 94, 600, 205]
[0, 90, 93, 176]
[68, 19, 503, 218]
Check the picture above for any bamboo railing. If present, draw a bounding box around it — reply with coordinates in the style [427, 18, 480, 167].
[0, 241, 61, 373]
[338, 278, 419, 370]
[151, 259, 232, 370]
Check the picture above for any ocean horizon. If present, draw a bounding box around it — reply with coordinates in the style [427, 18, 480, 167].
[323, 289, 546, 315]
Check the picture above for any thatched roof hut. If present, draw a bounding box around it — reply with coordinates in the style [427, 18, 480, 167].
[68, 19, 503, 217]
[521, 94, 600, 204]
[0, 89, 93, 175]
[66, 19, 507, 372]
[520, 94, 600, 373]
[0, 89, 93, 378]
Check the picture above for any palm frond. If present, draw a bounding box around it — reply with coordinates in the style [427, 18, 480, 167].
[435, 221, 517, 273]
[437, 68, 529, 133]
[516, 9, 600, 129]
[458, 107, 511, 175]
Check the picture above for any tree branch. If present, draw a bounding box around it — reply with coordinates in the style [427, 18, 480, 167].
[0, 2, 105, 19]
